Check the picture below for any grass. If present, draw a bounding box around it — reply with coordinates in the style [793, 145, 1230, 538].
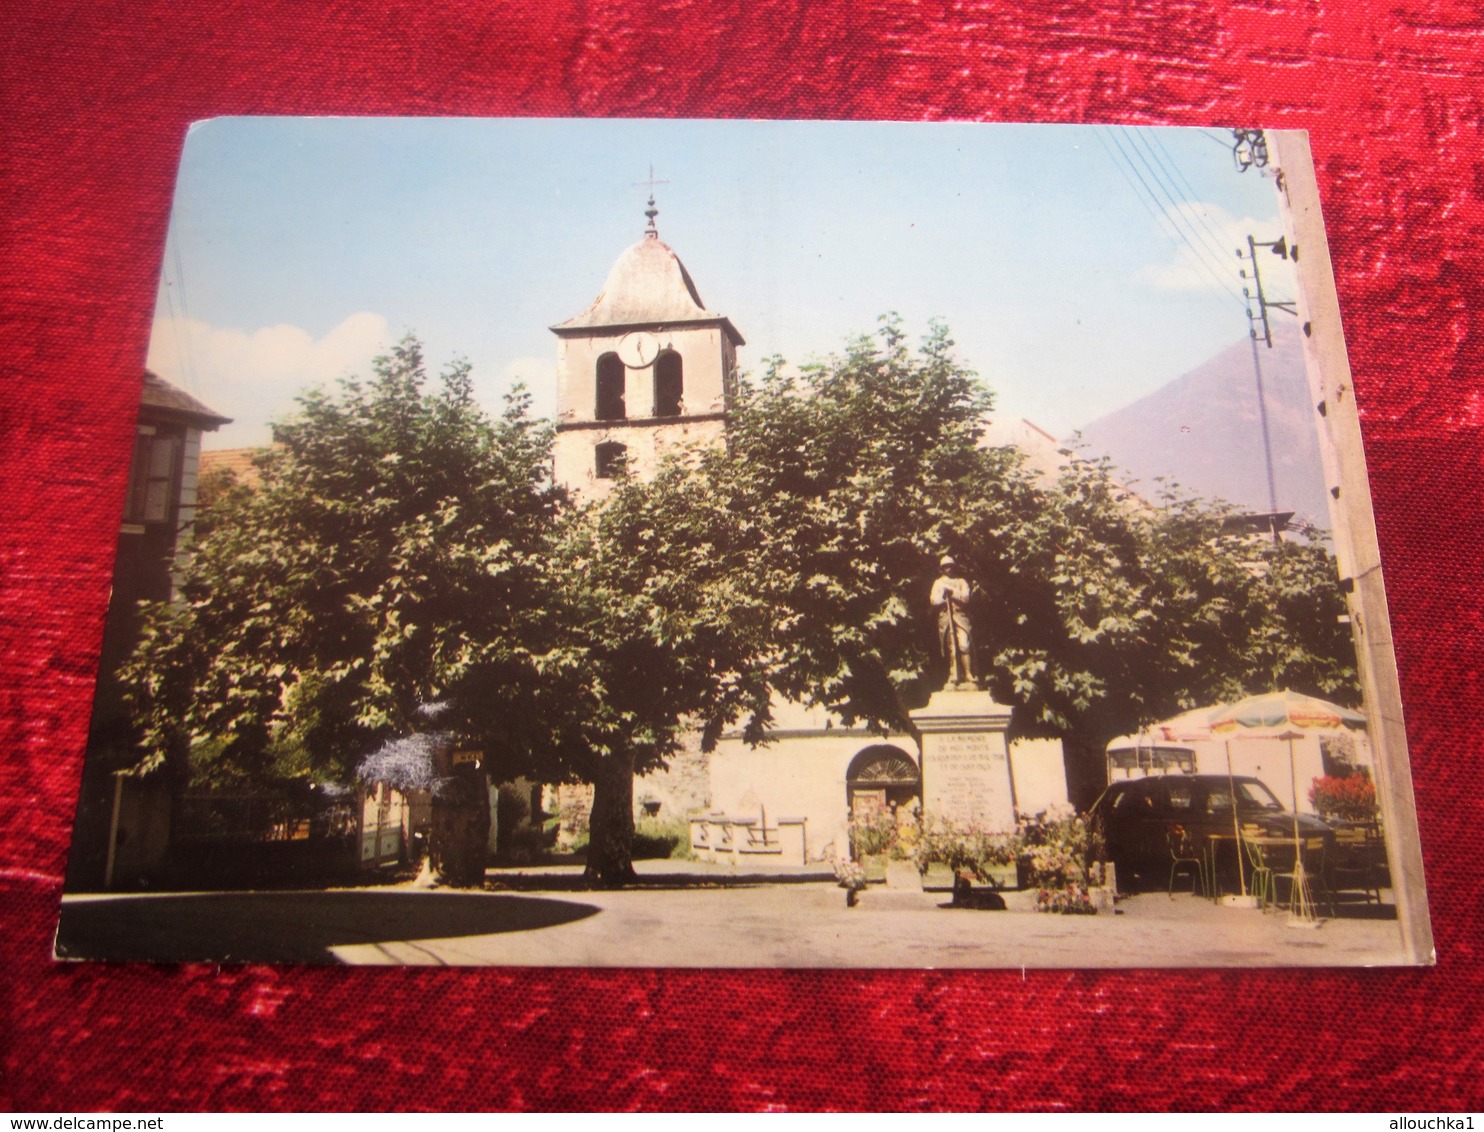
[533, 815, 695, 861]
[633, 816, 694, 861]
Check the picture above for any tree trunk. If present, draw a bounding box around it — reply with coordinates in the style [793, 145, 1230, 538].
[1062, 732, 1111, 812]
[583, 752, 637, 887]
[429, 757, 490, 888]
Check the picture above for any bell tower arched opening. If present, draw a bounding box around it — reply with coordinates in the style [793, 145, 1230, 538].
[595, 353, 626, 421]
[654, 350, 683, 417]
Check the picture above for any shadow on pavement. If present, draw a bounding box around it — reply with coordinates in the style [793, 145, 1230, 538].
[1325, 894, 1398, 920]
[55, 890, 600, 965]
[488, 870, 834, 892]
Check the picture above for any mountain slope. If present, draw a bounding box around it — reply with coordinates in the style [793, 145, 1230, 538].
[1071, 324, 1333, 530]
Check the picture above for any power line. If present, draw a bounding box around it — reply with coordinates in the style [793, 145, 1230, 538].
[1097, 127, 1246, 305]
[1145, 130, 1246, 267]
[1104, 128, 1242, 300]
[1094, 126, 1183, 256]
[1117, 127, 1241, 288]
[1094, 125, 1161, 223]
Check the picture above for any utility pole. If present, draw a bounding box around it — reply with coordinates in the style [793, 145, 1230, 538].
[1237, 234, 1299, 542]
[1239, 233, 1298, 347]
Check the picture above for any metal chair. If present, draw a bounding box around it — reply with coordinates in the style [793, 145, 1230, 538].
[1241, 825, 1277, 909]
[1326, 821, 1383, 909]
[1167, 826, 1206, 898]
[1269, 835, 1329, 918]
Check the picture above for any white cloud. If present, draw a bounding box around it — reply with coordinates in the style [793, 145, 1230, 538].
[1136, 202, 1298, 300]
[487, 355, 558, 420]
[146, 311, 392, 448]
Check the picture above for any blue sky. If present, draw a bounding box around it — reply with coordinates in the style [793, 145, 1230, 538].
[145, 118, 1296, 449]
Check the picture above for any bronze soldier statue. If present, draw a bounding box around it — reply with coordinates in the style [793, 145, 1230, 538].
[930, 554, 977, 688]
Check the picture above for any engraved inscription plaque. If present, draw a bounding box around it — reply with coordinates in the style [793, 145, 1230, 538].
[922, 729, 1015, 830]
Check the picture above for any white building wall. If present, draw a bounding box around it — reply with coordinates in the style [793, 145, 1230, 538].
[710, 731, 906, 863]
[1008, 738, 1071, 816]
[1219, 736, 1327, 814]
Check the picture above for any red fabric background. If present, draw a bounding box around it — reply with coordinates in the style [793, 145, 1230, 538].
[4, 1, 1482, 1112]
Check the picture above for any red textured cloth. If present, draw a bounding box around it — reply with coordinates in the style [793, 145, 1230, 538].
[3, 0, 1482, 1113]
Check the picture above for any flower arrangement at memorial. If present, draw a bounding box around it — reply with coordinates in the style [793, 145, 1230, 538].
[1017, 811, 1103, 889]
[1018, 811, 1106, 913]
[1035, 886, 1097, 915]
[1309, 773, 1378, 822]
[913, 817, 1018, 883]
[890, 802, 923, 860]
[911, 812, 1109, 912]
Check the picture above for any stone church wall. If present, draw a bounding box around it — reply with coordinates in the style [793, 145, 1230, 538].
[551, 416, 727, 499]
[634, 731, 711, 820]
[710, 731, 902, 863]
[548, 735, 712, 848]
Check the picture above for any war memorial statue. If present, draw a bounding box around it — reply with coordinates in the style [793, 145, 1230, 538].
[930, 554, 978, 689]
[912, 552, 1018, 830]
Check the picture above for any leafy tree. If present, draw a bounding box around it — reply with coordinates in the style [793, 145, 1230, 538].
[125, 319, 1359, 890]
[519, 314, 1028, 881]
[123, 337, 560, 880]
[709, 316, 1360, 804]
[523, 459, 775, 885]
[968, 464, 1358, 798]
[704, 318, 994, 726]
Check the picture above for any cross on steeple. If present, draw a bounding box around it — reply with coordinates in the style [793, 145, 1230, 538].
[634, 165, 669, 237]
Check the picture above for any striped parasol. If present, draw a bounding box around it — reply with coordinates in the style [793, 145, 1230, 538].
[1207, 691, 1365, 739]
[1208, 691, 1366, 923]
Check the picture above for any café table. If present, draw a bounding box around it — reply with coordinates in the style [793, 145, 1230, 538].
[1203, 831, 1239, 903]
[1204, 831, 1312, 907]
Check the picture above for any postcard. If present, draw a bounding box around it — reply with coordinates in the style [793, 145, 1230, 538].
[56, 120, 1432, 967]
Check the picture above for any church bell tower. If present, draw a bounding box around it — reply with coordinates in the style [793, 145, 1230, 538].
[550, 195, 744, 496]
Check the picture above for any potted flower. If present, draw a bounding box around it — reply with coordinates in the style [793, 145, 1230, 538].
[914, 817, 1021, 901]
[849, 810, 898, 882]
[1018, 811, 1105, 913]
[834, 859, 868, 907]
[1310, 774, 1378, 824]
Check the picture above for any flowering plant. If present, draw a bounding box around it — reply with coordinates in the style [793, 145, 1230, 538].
[914, 817, 1018, 882]
[890, 802, 923, 860]
[1017, 810, 1104, 889]
[834, 859, 868, 892]
[1036, 885, 1098, 915]
[849, 810, 900, 858]
[1309, 774, 1378, 821]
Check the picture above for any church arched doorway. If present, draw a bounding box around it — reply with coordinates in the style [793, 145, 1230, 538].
[845, 744, 921, 824]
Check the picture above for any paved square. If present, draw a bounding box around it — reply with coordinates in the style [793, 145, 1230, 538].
[56, 859, 1412, 968]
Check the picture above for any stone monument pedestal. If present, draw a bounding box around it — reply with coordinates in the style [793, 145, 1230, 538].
[910, 685, 1016, 833]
